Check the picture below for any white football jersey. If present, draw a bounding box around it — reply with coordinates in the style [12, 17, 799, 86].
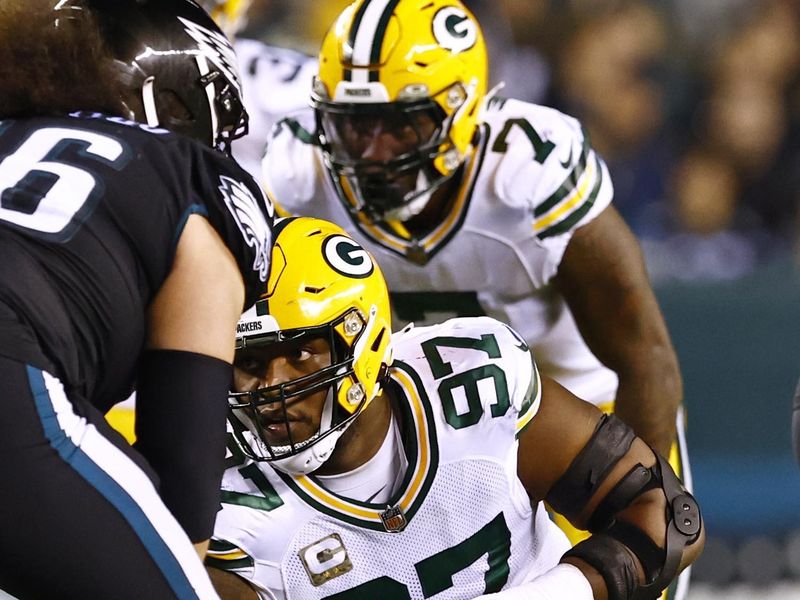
[232, 39, 317, 179]
[210, 317, 571, 599]
[262, 98, 617, 405]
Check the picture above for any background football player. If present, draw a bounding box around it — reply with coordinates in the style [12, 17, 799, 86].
[261, 2, 690, 597]
[197, 0, 318, 178]
[0, 1, 274, 597]
[205, 217, 704, 600]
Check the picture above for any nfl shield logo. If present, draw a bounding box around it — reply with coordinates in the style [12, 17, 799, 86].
[380, 505, 408, 533]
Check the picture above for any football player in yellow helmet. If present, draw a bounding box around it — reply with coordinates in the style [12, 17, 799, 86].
[312, 0, 487, 222]
[209, 216, 704, 600]
[228, 217, 393, 475]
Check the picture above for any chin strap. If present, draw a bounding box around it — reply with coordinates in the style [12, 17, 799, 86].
[140, 76, 159, 127]
[267, 387, 348, 476]
[383, 171, 434, 222]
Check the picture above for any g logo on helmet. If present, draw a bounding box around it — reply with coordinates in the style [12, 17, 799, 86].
[432, 7, 477, 54]
[323, 235, 374, 278]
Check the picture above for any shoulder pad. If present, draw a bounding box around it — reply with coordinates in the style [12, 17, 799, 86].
[484, 101, 584, 205]
[484, 101, 613, 240]
[261, 110, 321, 211]
[396, 316, 538, 418]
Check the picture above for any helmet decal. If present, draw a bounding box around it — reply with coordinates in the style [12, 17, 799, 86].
[218, 175, 273, 281]
[179, 16, 243, 97]
[322, 234, 375, 278]
[432, 7, 477, 54]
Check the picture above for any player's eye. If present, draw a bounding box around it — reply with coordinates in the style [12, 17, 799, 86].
[288, 346, 312, 362]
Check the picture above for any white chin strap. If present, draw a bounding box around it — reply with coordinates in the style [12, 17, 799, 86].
[270, 388, 352, 475]
[383, 171, 433, 222]
[141, 76, 160, 127]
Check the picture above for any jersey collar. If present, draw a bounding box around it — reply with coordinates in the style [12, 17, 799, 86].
[274, 360, 439, 531]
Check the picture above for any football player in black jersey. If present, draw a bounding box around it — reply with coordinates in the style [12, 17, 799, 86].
[0, 1, 274, 598]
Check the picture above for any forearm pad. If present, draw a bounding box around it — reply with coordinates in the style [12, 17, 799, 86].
[135, 349, 232, 542]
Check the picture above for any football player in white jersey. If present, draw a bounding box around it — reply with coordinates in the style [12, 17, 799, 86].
[198, 0, 318, 177]
[206, 217, 704, 600]
[262, 0, 682, 455]
[260, 4, 691, 595]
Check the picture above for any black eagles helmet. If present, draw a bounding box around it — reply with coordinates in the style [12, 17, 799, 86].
[85, 0, 248, 153]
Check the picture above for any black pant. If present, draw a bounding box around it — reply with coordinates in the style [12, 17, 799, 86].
[0, 357, 218, 600]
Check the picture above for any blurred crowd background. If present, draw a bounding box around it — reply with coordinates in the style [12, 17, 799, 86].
[238, 0, 800, 594]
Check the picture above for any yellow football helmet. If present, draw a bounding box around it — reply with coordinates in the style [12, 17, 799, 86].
[228, 217, 393, 473]
[312, 0, 487, 222]
[196, 0, 251, 38]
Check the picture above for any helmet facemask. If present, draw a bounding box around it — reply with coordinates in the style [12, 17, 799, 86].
[314, 82, 475, 223]
[195, 57, 249, 153]
[229, 307, 377, 474]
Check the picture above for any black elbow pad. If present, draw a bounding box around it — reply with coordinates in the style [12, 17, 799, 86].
[564, 454, 702, 600]
[546, 414, 635, 522]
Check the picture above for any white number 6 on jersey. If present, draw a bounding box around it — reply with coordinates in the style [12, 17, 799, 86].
[0, 127, 125, 236]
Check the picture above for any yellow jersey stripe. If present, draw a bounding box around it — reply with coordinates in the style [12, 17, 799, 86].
[532, 158, 597, 233]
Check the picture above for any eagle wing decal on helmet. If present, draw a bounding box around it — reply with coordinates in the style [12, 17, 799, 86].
[179, 16, 243, 97]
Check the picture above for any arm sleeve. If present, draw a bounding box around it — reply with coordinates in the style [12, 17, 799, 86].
[134, 349, 233, 541]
